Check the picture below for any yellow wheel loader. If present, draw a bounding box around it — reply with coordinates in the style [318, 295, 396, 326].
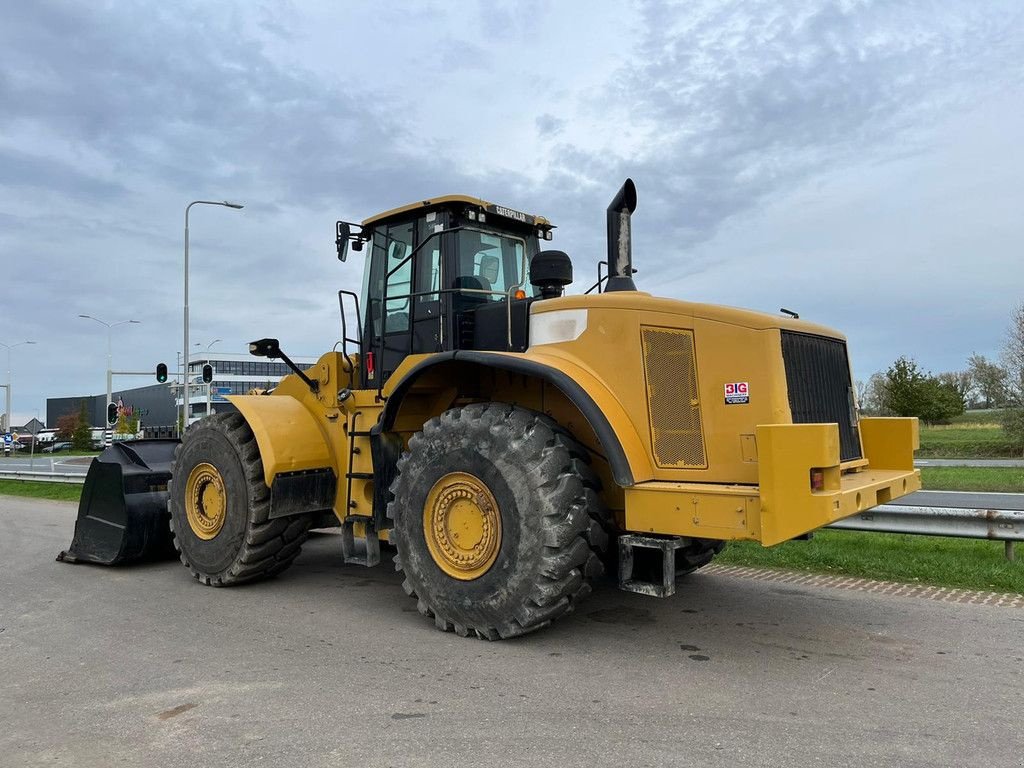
[59, 180, 921, 639]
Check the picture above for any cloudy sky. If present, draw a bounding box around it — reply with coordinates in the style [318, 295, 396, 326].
[2, 0, 1022, 425]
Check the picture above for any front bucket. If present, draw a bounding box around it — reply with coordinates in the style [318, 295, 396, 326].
[57, 439, 181, 566]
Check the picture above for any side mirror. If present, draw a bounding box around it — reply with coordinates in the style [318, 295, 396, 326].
[336, 221, 351, 262]
[390, 241, 408, 261]
[249, 338, 281, 358]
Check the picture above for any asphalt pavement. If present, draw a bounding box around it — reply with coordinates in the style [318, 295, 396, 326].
[896, 489, 1024, 511]
[916, 458, 1024, 468]
[2, 496, 1022, 767]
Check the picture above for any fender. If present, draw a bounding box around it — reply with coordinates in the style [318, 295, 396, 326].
[379, 350, 650, 487]
[227, 394, 338, 518]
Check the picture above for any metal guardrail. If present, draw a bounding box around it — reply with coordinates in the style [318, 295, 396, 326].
[0, 469, 86, 484]
[828, 503, 1023, 560]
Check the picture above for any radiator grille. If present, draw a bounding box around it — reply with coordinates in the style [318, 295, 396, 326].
[641, 327, 707, 468]
[780, 331, 862, 462]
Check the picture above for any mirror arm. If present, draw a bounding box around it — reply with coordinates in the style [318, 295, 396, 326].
[277, 349, 319, 393]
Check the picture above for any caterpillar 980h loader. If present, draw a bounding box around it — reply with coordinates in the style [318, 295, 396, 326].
[60, 179, 921, 639]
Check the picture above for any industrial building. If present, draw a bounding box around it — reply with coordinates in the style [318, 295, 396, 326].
[48, 351, 316, 432]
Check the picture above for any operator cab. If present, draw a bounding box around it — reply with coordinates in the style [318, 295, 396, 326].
[337, 196, 556, 385]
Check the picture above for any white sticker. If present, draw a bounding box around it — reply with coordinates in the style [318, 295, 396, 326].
[725, 382, 749, 404]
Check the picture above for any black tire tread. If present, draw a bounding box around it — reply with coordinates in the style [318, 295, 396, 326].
[389, 402, 612, 640]
[168, 412, 313, 586]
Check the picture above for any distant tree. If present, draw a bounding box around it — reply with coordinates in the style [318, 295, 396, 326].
[860, 372, 889, 415]
[918, 377, 965, 424]
[967, 353, 1008, 409]
[937, 370, 973, 410]
[1001, 304, 1024, 453]
[113, 407, 138, 436]
[1003, 304, 1024, 402]
[71, 401, 92, 451]
[882, 357, 963, 424]
[55, 410, 79, 442]
[883, 357, 927, 417]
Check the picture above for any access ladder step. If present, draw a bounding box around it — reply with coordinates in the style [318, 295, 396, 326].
[346, 472, 374, 480]
[618, 534, 687, 598]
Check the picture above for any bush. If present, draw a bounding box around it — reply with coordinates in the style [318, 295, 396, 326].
[883, 356, 963, 424]
[71, 401, 92, 451]
[1001, 408, 1024, 455]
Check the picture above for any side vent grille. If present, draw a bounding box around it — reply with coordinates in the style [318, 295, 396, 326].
[641, 326, 707, 469]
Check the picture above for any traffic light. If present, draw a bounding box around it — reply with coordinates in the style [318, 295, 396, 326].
[106, 402, 118, 426]
[156, 363, 168, 383]
[201, 364, 213, 384]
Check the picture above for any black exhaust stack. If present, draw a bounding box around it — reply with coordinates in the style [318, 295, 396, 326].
[604, 178, 638, 292]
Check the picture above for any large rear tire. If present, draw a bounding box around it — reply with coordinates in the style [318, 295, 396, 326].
[389, 403, 611, 639]
[168, 413, 313, 586]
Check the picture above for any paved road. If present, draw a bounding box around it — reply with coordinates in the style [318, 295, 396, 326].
[3, 497, 1022, 767]
[916, 458, 1024, 468]
[897, 489, 1024, 511]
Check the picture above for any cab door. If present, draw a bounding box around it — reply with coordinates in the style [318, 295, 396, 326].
[360, 212, 448, 386]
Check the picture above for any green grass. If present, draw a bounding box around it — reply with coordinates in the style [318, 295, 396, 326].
[0, 479, 82, 502]
[947, 409, 1007, 425]
[718, 529, 1024, 593]
[918, 424, 1019, 458]
[920, 466, 1024, 493]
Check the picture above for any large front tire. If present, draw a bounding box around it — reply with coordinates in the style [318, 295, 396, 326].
[389, 403, 611, 639]
[168, 413, 313, 586]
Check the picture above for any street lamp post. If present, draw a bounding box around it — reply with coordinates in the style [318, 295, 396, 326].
[78, 316, 140, 429]
[1, 340, 37, 434]
[184, 200, 243, 430]
[204, 339, 222, 418]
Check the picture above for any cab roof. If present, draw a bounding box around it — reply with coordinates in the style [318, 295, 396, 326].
[362, 194, 553, 229]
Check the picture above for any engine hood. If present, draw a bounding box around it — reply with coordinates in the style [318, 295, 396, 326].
[530, 291, 846, 340]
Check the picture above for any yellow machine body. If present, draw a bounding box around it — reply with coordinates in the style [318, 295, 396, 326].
[233, 289, 919, 547]
[62, 181, 920, 635]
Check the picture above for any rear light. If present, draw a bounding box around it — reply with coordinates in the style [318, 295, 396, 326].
[810, 469, 825, 492]
[366, 351, 375, 377]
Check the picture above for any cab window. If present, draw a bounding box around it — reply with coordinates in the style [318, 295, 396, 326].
[456, 229, 526, 299]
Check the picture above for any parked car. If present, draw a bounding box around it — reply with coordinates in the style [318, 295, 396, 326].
[42, 442, 72, 453]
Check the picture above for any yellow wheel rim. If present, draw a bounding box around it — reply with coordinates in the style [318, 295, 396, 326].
[184, 462, 227, 540]
[423, 472, 501, 580]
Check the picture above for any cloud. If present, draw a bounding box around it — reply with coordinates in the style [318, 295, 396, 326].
[535, 114, 565, 138]
[0, 0, 1022, 422]
[545, 1, 1024, 252]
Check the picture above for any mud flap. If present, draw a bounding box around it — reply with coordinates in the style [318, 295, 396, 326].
[57, 440, 180, 566]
